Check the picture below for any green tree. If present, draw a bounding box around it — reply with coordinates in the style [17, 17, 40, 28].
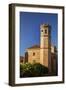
[20, 62, 48, 77]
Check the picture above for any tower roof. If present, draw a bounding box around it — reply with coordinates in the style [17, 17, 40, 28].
[40, 24, 51, 28]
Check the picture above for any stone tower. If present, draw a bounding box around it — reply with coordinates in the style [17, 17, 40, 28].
[40, 24, 51, 73]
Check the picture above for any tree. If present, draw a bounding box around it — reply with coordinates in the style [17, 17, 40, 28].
[20, 62, 48, 77]
[32, 63, 48, 76]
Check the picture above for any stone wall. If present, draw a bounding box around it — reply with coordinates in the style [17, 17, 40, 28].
[27, 49, 40, 64]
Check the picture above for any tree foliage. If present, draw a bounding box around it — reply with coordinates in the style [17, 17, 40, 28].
[20, 62, 48, 77]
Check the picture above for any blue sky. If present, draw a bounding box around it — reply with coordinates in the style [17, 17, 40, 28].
[20, 12, 58, 56]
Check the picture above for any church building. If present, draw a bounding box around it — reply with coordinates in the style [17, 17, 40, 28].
[21, 24, 57, 75]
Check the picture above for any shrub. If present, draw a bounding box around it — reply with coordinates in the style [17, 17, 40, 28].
[32, 63, 48, 76]
[20, 63, 48, 77]
[20, 63, 34, 77]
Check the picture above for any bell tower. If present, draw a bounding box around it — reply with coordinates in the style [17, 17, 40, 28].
[40, 24, 51, 73]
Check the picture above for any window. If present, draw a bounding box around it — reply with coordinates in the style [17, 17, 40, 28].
[33, 60, 36, 63]
[41, 30, 43, 32]
[33, 52, 35, 56]
[45, 29, 47, 34]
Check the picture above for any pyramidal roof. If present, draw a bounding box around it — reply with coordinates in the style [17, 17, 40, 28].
[27, 45, 40, 49]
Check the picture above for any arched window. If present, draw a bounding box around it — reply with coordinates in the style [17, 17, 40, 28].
[33, 52, 35, 56]
[45, 29, 47, 34]
[41, 30, 43, 32]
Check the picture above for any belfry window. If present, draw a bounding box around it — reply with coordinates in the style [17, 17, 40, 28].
[45, 29, 47, 34]
[41, 30, 43, 32]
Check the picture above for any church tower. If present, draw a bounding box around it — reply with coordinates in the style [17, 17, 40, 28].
[40, 24, 51, 73]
